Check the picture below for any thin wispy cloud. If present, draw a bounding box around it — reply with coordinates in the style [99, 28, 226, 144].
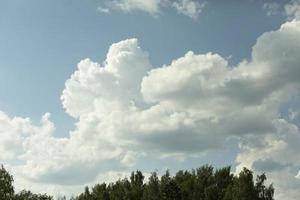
[173, 0, 206, 19]
[285, 0, 300, 20]
[263, 2, 281, 16]
[98, 0, 206, 19]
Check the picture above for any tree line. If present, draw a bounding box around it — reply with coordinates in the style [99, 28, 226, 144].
[0, 164, 274, 200]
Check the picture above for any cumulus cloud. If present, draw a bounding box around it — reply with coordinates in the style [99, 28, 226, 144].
[235, 119, 300, 200]
[56, 19, 300, 198]
[1, 17, 300, 199]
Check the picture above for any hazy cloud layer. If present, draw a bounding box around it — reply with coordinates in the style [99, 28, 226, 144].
[1, 16, 300, 200]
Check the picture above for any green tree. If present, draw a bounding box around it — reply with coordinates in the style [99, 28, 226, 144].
[160, 170, 181, 200]
[142, 172, 161, 200]
[174, 170, 195, 200]
[129, 171, 144, 200]
[224, 168, 256, 200]
[213, 166, 233, 200]
[14, 190, 53, 200]
[108, 180, 126, 200]
[255, 174, 274, 200]
[0, 163, 272, 200]
[0, 165, 14, 200]
[76, 186, 92, 200]
[91, 183, 110, 200]
[193, 165, 214, 200]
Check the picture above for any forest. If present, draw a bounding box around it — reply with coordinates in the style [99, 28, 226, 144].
[0, 165, 274, 200]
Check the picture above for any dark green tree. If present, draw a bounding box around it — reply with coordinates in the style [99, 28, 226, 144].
[108, 180, 126, 200]
[193, 165, 214, 200]
[129, 171, 144, 200]
[14, 190, 53, 200]
[255, 173, 274, 200]
[142, 172, 161, 200]
[174, 170, 195, 200]
[90, 183, 110, 200]
[213, 166, 233, 200]
[160, 170, 181, 200]
[76, 186, 92, 200]
[224, 168, 257, 200]
[0, 165, 14, 200]
[0, 163, 275, 200]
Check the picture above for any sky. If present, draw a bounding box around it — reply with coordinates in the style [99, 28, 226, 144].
[0, 0, 300, 199]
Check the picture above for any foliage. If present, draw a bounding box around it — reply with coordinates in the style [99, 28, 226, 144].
[0, 165, 14, 200]
[14, 190, 53, 200]
[0, 164, 274, 200]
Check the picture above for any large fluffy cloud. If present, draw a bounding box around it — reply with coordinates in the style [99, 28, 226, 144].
[1, 19, 300, 199]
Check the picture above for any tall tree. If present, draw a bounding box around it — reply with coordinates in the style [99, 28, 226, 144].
[0, 165, 14, 200]
[142, 172, 161, 200]
[108, 180, 127, 200]
[76, 186, 92, 200]
[91, 183, 110, 200]
[224, 168, 256, 200]
[255, 173, 274, 200]
[129, 171, 144, 200]
[160, 170, 181, 200]
[213, 166, 233, 199]
[174, 170, 195, 200]
[0, 163, 275, 200]
[193, 165, 214, 200]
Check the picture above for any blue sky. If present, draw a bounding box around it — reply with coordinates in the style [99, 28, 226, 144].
[1, 0, 300, 199]
[0, 0, 286, 135]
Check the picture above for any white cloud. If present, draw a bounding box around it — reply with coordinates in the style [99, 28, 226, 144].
[0, 112, 28, 160]
[108, 0, 163, 15]
[288, 108, 299, 120]
[60, 19, 300, 198]
[263, 2, 281, 16]
[235, 119, 300, 200]
[99, 0, 205, 19]
[97, 7, 110, 14]
[173, 0, 206, 19]
[1, 17, 300, 199]
[61, 38, 151, 118]
[285, 0, 300, 20]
